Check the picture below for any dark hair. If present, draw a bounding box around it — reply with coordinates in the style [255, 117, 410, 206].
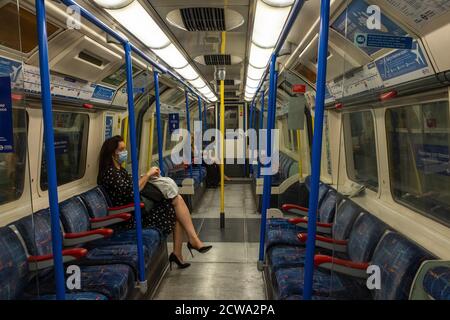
[97, 135, 124, 184]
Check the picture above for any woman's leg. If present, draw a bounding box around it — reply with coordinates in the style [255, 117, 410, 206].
[172, 195, 204, 248]
[172, 220, 184, 261]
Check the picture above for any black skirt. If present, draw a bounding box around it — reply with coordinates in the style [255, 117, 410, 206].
[115, 198, 176, 236]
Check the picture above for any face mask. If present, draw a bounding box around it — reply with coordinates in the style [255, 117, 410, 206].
[117, 150, 128, 164]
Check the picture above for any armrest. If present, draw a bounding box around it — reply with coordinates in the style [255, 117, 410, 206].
[63, 229, 113, 247]
[28, 248, 87, 271]
[281, 204, 309, 217]
[108, 202, 144, 215]
[314, 255, 369, 278]
[297, 233, 347, 252]
[90, 213, 131, 229]
[288, 218, 333, 235]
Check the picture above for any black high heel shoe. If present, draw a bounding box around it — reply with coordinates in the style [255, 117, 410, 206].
[187, 242, 213, 257]
[169, 253, 190, 270]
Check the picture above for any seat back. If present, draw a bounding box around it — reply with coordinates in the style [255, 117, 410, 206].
[347, 213, 388, 263]
[59, 197, 91, 234]
[318, 190, 338, 223]
[14, 209, 55, 256]
[423, 266, 450, 300]
[0, 227, 29, 299]
[332, 199, 363, 241]
[371, 231, 434, 300]
[79, 187, 110, 218]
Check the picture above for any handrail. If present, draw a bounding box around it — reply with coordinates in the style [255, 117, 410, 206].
[60, 0, 209, 104]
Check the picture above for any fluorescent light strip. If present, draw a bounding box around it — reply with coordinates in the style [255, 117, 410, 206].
[244, 0, 293, 101]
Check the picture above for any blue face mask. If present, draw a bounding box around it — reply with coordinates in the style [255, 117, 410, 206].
[117, 150, 128, 164]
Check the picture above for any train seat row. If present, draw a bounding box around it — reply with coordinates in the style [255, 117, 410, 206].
[0, 187, 168, 300]
[264, 176, 449, 300]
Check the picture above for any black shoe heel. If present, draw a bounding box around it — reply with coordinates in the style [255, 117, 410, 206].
[169, 253, 190, 269]
[187, 242, 213, 255]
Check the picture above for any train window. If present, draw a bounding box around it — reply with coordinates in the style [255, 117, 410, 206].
[0, 2, 59, 53]
[344, 111, 378, 190]
[0, 109, 27, 206]
[386, 101, 450, 226]
[165, 118, 179, 151]
[40, 112, 89, 190]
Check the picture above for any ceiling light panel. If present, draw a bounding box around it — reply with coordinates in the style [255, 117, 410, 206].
[106, 1, 170, 49]
[252, 1, 291, 48]
[249, 43, 272, 69]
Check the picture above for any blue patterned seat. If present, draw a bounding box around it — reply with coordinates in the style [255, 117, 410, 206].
[265, 188, 338, 250]
[12, 212, 135, 300]
[0, 226, 122, 300]
[57, 197, 154, 275]
[275, 231, 434, 300]
[371, 232, 435, 300]
[268, 211, 386, 276]
[423, 266, 450, 300]
[275, 267, 371, 300]
[79, 187, 163, 248]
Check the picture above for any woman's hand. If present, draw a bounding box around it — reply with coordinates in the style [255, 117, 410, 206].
[147, 166, 160, 177]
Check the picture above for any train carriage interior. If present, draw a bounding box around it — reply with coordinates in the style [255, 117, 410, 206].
[0, 0, 449, 303]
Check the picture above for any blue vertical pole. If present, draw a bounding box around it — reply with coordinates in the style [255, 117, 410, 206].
[197, 96, 203, 181]
[35, 0, 65, 300]
[203, 100, 207, 131]
[249, 102, 254, 176]
[258, 55, 277, 264]
[303, 0, 331, 301]
[257, 89, 265, 178]
[124, 42, 146, 290]
[153, 71, 164, 176]
[185, 91, 193, 178]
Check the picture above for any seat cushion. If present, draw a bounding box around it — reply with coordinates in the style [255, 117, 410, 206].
[423, 266, 450, 300]
[275, 267, 371, 300]
[79, 187, 110, 218]
[266, 226, 305, 249]
[38, 292, 108, 300]
[91, 228, 161, 254]
[332, 199, 362, 241]
[35, 264, 134, 300]
[268, 246, 307, 273]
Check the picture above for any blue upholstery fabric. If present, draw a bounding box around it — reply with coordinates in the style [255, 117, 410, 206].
[347, 213, 388, 263]
[14, 209, 55, 256]
[269, 246, 307, 273]
[423, 266, 450, 300]
[59, 197, 91, 234]
[332, 199, 363, 240]
[318, 190, 337, 223]
[85, 244, 151, 272]
[36, 264, 134, 300]
[79, 187, 110, 218]
[38, 292, 108, 300]
[275, 267, 371, 300]
[371, 232, 434, 300]
[0, 227, 29, 300]
[317, 184, 330, 207]
[92, 228, 161, 254]
[266, 226, 305, 249]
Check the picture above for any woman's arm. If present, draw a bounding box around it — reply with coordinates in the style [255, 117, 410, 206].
[139, 167, 160, 191]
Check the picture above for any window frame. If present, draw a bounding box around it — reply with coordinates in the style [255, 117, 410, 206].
[343, 108, 380, 192]
[38, 109, 90, 193]
[385, 97, 450, 227]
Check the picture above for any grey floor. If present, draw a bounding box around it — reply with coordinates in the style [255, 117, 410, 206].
[154, 184, 266, 300]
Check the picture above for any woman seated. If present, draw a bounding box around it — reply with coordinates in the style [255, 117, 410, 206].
[97, 135, 212, 269]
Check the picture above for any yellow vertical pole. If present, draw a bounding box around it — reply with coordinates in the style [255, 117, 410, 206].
[297, 130, 303, 181]
[220, 30, 226, 228]
[147, 115, 155, 171]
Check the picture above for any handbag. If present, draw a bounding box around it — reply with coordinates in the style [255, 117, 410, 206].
[141, 181, 165, 202]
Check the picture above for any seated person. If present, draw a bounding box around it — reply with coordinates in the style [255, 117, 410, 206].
[97, 136, 212, 269]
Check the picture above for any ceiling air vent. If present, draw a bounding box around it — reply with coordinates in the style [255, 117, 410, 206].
[216, 79, 235, 86]
[204, 54, 231, 66]
[78, 50, 105, 67]
[180, 7, 225, 31]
